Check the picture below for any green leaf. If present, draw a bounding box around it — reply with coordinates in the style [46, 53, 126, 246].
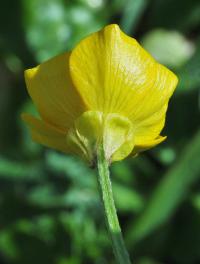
[141, 29, 195, 68]
[177, 39, 200, 93]
[28, 184, 98, 209]
[111, 161, 135, 184]
[191, 193, 200, 211]
[120, 0, 148, 34]
[127, 130, 200, 244]
[113, 183, 144, 213]
[148, 0, 200, 32]
[0, 230, 19, 259]
[46, 152, 96, 188]
[19, 100, 42, 156]
[22, 0, 107, 62]
[0, 157, 43, 181]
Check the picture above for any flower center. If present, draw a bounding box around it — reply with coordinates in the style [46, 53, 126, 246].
[66, 111, 135, 165]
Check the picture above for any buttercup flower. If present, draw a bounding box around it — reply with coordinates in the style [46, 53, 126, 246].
[22, 24, 178, 165]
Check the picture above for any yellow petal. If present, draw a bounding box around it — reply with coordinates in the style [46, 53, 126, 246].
[132, 136, 166, 156]
[130, 64, 178, 123]
[22, 113, 69, 153]
[70, 24, 178, 123]
[23, 24, 178, 163]
[134, 103, 167, 141]
[25, 52, 86, 131]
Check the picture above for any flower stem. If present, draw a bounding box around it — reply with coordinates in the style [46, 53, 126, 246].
[97, 145, 132, 264]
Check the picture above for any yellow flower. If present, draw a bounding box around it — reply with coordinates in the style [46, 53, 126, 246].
[22, 24, 178, 164]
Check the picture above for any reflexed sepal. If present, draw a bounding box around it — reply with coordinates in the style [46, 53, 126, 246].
[66, 111, 135, 164]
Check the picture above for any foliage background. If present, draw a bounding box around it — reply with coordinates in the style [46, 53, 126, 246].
[0, 0, 200, 263]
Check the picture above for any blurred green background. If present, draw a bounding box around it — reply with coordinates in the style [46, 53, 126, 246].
[0, 0, 200, 263]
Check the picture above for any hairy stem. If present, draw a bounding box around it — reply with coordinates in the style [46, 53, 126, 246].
[97, 145, 132, 264]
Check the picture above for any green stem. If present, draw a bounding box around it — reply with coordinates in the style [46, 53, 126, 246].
[97, 145, 132, 264]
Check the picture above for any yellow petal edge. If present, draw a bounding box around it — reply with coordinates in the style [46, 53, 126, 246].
[22, 24, 178, 165]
